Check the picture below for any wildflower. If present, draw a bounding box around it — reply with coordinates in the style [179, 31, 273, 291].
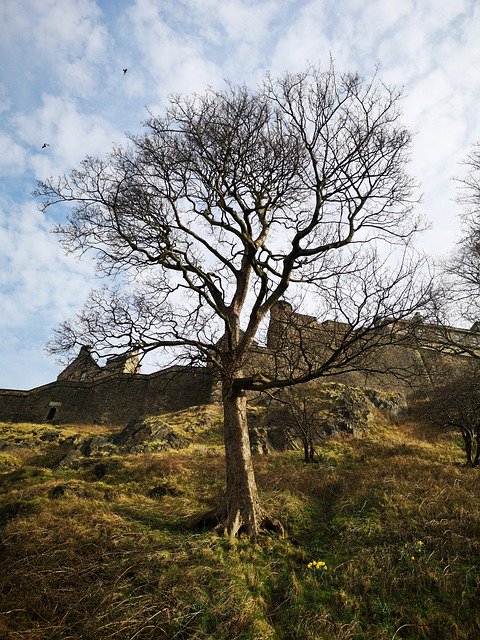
[307, 560, 328, 571]
[410, 556, 415, 561]
[415, 540, 424, 547]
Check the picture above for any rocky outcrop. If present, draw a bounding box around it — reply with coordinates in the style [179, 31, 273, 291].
[52, 416, 192, 470]
[111, 416, 190, 452]
[249, 384, 406, 454]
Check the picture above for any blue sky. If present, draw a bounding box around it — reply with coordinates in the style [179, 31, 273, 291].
[1, 0, 479, 389]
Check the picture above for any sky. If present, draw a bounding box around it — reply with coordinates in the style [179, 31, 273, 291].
[0, 0, 479, 390]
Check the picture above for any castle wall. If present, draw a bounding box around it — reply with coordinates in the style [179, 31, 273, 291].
[2, 302, 478, 426]
[0, 367, 213, 426]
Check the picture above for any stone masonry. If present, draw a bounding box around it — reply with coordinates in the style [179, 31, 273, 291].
[1, 301, 478, 425]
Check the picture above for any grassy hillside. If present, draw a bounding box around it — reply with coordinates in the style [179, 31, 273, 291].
[1, 405, 479, 639]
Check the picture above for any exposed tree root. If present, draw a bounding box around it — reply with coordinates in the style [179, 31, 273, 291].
[186, 504, 286, 540]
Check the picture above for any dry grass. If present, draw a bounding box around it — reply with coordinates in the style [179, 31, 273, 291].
[1, 407, 480, 639]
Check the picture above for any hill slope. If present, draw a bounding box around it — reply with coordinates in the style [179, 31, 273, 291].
[1, 405, 479, 639]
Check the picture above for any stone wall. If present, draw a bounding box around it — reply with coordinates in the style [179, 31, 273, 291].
[1, 301, 477, 426]
[0, 367, 213, 426]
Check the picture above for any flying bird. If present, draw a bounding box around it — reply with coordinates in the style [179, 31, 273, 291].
[41, 143, 49, 148]
[123, 68, 128, 75]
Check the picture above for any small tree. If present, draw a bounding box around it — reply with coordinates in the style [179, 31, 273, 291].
[429, 143, 480, 358]
[36, 65, 432, 538]
[413, 360, 480, 466]
[265, 386, 327, 463]
[446, 142, 480, 326]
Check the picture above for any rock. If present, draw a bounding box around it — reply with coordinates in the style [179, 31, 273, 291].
[364, 388, 406, 415]
[111, 417, 190, 453]
[48, 484, 89, 499]
[81, 436, 116, 457]
[62, 435, 82, 447]
[257, 383, 379, 453]
[54, 448, 85, 471]
[249, 427, 272, 455]
[1, 438, 37, 450]
[40, 431, 60, 442]
[148, 484, 183, 498]
[51, 415, 192, 470]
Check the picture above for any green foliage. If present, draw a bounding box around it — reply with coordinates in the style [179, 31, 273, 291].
[1, 410, 480, 639]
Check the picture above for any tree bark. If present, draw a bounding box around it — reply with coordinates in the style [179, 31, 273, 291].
[473, 426, 480, 467]
[222, 384, 265, 538]
[302, 440, 309, 463]
[302, 438, 316, 463]
[462, 428, 473, 466]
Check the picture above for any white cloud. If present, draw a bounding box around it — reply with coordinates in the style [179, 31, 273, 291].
[0, 0, 480, 389]
[0, 195, 97, 388]
[270, 1, 333, 75]
[0, 0, 111, 100]
[123, 0, 225, 98]
[13, 94, 124, 178]
[0, 197, 95, 330]
[0, 133, 27, 175]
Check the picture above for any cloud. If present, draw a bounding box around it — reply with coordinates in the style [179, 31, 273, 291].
[268, 0, 479, 257]
[13, 94, 124, 179]
[1, 0, 480, 389]
[0, 0, 111, 100]
[270, 1, 333, 75]
[0, 197, 95, 330]
[121, 0, 225, 98]
[0, 133, 27, 175]
[0, 194, 99, 383]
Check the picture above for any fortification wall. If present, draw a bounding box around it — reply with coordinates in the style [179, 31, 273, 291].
[2, 301, 476, 426]
[0, 367, 213, 426]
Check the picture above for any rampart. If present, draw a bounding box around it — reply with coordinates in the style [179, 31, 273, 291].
[1, 301, 478, 425]
[0, 367, 213, 426]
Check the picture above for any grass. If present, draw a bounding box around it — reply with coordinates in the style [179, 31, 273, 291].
[1, 405, 480, 639]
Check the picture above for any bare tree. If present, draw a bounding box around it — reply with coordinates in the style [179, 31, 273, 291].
[446, 142, 480, 325]
[264, 386, 327, 463]
[36, 65, 433, 539]
[412, 360, 480, 467]
[425, 143, 480, 359]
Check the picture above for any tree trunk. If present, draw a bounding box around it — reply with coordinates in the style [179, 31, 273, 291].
[192, 376, 285, 539]
[216, 377, 286, 539]
[462, 428, 473, 466]
[303, 439, 310, 463]
[222, 385, 265, 538]
[308, 439, 315, 463]
[303, 438, 315, 463]
[473, 426, 480, 467]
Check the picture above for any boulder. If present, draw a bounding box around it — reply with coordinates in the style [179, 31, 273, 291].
[40, 431, 60, 442]
[52, 415, 192, 469]
[148, 484, 183, 498]
[364, 388, 406, 415]
[54, 448, 85, 471]
[249, 427, 272, 455]
[111, 416, 190, 453]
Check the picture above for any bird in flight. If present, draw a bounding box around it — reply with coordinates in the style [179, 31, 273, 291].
[41, 143, 49, 149]
[123, 68, 128, 75]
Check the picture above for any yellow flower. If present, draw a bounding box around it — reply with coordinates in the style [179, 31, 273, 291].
[410, 556, 415, 561]
[416, 540, 424, 547]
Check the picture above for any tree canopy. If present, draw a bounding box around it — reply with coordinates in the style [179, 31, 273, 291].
[37, 65, 433, 538]
[448, 143, 480, 324]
